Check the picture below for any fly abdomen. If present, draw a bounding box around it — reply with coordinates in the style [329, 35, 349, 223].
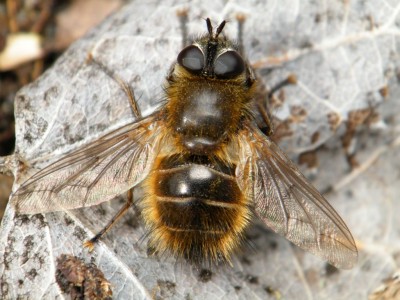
[142, 155, 251, 263]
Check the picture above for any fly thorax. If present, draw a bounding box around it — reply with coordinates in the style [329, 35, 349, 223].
[173, 87, 236, 153]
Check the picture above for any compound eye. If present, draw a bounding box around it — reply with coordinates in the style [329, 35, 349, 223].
[177, 45, 204, 72]
[214, 51, 245, 78]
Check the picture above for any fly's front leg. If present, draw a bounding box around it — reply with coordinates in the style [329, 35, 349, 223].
[236, 13, 246, 55]
[234, 15, 297, 136]
[235, 14, 275, 135]
[177, 9, 189, 48]
[86, 53, 142, 119]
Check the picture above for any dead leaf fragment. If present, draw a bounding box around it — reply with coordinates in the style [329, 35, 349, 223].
[0, 33, 43, 71]
[54, 0, 123, 50]
[56, 254, 112, 300]
[369, 271, 400, 300]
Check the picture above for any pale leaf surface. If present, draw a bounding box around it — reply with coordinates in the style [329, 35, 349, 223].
[1, 0, 399, 299]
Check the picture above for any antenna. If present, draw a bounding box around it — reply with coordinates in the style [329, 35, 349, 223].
[206, 18, 226, 39]
[206, 18, 213, 37]
[215, 20, 226, 38]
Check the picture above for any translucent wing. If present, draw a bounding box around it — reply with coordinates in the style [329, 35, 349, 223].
[236, 123, 358, 269]
[12, 114, 162, 214]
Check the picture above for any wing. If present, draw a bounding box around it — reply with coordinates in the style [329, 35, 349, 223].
[12, 114, 162, 214]
[236, 123, 358, 269]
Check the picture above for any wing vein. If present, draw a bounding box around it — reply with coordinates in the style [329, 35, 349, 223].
[260, 160, 290, 234]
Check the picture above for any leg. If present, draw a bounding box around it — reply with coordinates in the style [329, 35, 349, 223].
[236, 14, 246, 55]
[236, 13, 297, 136]
[86, 53, 142, 119]
[234, 13, 278, 135]
[176, 9, 189, 48]
[83, 189, 134, 251]
[255, 74, 297, 136]
[268, 74, 297, 99]
[253, 81, 274, 136]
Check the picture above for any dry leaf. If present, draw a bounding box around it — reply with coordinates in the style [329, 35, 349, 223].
[1, 0, 399, 299]
[0, 33, 43, 71]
